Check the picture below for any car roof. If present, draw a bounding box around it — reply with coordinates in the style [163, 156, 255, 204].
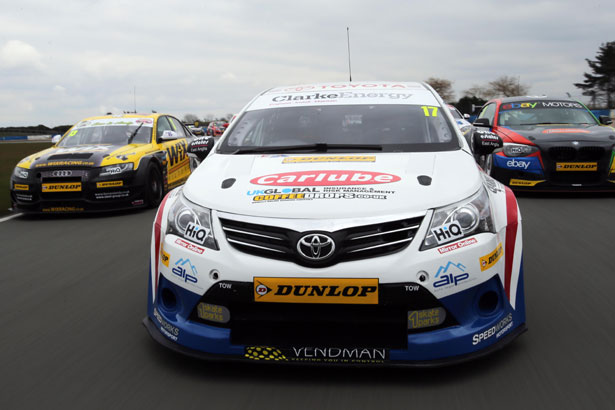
[77, 113, 165, 122]
[246, 81, 438, 111]
[495, 96, 579, 104]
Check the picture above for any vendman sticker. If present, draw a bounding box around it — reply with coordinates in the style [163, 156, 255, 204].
[254, 277, 379, 304]
[244, 346, 389, 364]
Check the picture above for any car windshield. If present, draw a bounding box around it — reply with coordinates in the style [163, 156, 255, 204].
[448, 106, 462, 120]
[218, 104, 458, 154]
[498, 101, 597, 127]
[58, 118, 154, 147]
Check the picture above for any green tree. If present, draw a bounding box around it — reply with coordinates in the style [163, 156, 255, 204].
[574, 41, 615, 109]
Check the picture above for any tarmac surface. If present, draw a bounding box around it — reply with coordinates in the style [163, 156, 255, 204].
[1, 193, 614, 409]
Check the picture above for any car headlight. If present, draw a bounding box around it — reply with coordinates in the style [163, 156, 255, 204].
[421, 186, 495, 250]
[13, 167, 30, 179]
[502, 143, 538, 157]
[166, 192, 218, 250]
[99, 163, 134, 177]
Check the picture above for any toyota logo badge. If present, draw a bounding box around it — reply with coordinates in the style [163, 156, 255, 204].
[52, 170, 72, 177]
[296, 233, 335, 261]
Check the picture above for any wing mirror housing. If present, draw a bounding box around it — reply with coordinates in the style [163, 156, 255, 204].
[599, 115, 613, 125]
[160, 130, 178, 141]
[473, 130, 503, 155]
[472, 118, 491, 127]
[187, 136, 215, 161]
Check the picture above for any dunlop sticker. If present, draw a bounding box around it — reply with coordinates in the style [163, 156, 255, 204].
[42, 182, 82, 192]
[509, 179, 545, 187]
[282, 155, 376, 164]
[14, 184, 29, 191]
[96, 180, 123, 188]
[479, 243, 503, 272]
[254, 277, 378, 304]
[556, 162, 597, 171]
[160, 245, 169, 267]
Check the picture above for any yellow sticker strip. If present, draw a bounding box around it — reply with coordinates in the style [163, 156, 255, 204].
[556, 162, 597, 171]
[14, 184, 29, 191]
[479, 243, 503, 272]
[509, 179, 545, 187]
[96, 180, 123, 188]
[282, 156, 376, 163]
[42, 182, 82, 192]
[254, 277, 379, 304]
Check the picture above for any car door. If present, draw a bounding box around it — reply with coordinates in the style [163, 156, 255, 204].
[158, 116, 191, 189]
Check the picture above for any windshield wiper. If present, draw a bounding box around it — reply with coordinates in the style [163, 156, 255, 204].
[230, 143, 383, 155]
[520, 122, 569, 125]
[126, 123, 144, 145]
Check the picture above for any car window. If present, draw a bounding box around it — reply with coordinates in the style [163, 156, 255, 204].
[497, 100, 597, 126]
[478, 103, 496, 124]
[157, 116, 173, 139]
[58, 118, 154, 147]
[219, 104, 458, 153]
[169, 117, 187, 138]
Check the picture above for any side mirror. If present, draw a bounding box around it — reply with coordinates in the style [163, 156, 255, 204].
[51, 135, 61, 144]
[472, 118, 490, 127]
[599, 115, 613, 125]
[160, 130, 178, 141]
[473, 130, 503, 155]
[463, 113, 470, 119]
[188, 136, 214, 161]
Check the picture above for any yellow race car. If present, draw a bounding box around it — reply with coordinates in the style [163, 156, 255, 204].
[10, 113, 197, 213]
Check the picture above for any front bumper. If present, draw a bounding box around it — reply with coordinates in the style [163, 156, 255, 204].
[492, 154, 615, 192]
[10, 169, 148, 212]
[144, 269, 527, 366]
[142, 314, 526, 367]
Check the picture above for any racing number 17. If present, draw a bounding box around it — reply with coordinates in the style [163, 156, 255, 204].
[421, 106, 438, 117]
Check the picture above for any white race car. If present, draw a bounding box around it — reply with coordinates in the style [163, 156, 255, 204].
[143, 82, 526, 366]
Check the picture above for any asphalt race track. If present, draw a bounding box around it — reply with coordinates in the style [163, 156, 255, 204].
[1, 194, 614, 409]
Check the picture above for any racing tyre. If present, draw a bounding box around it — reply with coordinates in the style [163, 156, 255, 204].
[145, 163, 163, 208]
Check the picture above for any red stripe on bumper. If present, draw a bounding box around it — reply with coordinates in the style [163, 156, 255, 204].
[504, 187, 518, 301]
[154, 193, 171, 296]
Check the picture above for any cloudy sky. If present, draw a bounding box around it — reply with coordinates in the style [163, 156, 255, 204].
[0, 0, 613, 127]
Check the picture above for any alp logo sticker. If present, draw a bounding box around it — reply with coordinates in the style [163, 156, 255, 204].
[172, 258, 198, 284]
[433, 262, 469, 288]
[431, 221, 464, 244]
[479, 243, 503, 271]
[184, 222, 209, 245]
[250, 170, 401, 186]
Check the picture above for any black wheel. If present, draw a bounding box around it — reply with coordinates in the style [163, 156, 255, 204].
[145, 163, 163, 208]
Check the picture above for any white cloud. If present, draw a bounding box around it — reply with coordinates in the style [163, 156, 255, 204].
[0, 40, 44, 70]
[0, 0, 613, 126]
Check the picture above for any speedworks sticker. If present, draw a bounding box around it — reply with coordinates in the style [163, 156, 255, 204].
[472, 313, 513, 345]
[250, 170, 401, 186]
[254, 277, 378, 304]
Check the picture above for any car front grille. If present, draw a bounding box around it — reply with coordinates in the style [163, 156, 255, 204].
[219, 216, 423, 267]
[543, 146, 609, 185]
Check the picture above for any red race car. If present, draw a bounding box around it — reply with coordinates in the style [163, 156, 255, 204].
[472, 96, 615, 191]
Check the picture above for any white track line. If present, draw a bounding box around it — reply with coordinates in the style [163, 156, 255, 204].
[0, 213, 21, 223]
